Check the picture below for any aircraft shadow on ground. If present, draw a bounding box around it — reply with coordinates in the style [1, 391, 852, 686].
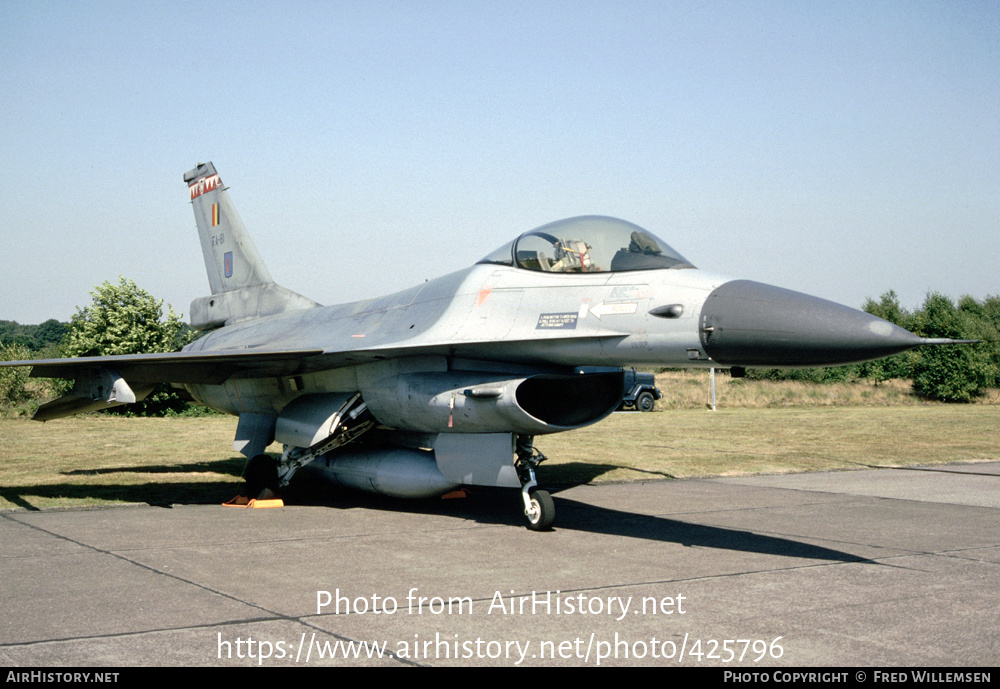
[60, 457, 247, 477]
[285, 474, 869, 565]
[1, 456, 248, 510]
[0, 457, 621, 511]
[0, 480, 242, 510]
[4, 459, 865, 564]
[548, 496, 869, 564]
[542, 461, 677, 485]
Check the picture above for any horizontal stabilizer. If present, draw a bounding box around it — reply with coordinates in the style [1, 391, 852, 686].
[191, 284, 319, 330]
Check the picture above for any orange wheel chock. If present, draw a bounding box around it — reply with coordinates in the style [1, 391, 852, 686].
[223, 495, 285, 508]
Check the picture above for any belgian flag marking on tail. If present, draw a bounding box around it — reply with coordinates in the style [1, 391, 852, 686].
[212, 203, 220, 226]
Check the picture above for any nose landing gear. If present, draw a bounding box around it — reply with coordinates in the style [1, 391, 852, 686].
[516, 435, 554, 531]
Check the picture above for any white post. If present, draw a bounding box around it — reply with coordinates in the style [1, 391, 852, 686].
[710, 368, 717, 411]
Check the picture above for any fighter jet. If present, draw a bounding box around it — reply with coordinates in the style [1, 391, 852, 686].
[2, 162, 969, 529]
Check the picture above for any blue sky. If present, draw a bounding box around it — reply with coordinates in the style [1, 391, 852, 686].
[1, 0, 997, 324]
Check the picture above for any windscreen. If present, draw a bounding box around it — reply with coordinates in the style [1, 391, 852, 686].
[478, 216, 693, 272]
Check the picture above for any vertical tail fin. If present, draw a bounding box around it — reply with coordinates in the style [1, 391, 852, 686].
[185, 162, 273, 294]
[184, 162, 318, 330]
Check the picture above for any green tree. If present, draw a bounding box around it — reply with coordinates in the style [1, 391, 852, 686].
[856, 290, 916, 383]
[0, 342, 32, 406]
[958, 295, 1000, 389]
[1, 319, 68, 352]
[61, 277, 194, 415]
[909, 293, 993, 402]
[32, 319, 68, 351]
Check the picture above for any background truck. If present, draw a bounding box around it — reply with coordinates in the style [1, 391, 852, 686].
[618, 368, 662, 411]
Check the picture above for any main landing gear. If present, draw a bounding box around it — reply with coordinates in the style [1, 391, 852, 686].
[241, 394, 377, 501]
[242, 431, 558, 532]
[244, 454, 280, 499]
[516, 435, 554, 531]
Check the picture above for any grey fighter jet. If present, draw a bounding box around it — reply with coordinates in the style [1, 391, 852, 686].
[3, 163, 969, 529]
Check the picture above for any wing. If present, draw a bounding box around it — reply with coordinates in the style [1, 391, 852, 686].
[1, 348, 322, 421]
[8, 348, 325, 385]
[1, 333, 624, 421]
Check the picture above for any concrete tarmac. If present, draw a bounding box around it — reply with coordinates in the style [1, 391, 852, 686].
[1, 463, 998, 667]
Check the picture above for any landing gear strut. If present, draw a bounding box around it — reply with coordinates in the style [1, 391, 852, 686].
[516, 435, 554, 531]
[241, 394, 376, 500]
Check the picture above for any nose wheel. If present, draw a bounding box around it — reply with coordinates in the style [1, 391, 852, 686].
[516, 435, 554, 531]
[524, 487, 554, 531]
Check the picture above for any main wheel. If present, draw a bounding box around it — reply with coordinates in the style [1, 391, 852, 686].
[636, 391, 656, 412]
[244, 454, 279, 498]
[524, 489, 555, 531]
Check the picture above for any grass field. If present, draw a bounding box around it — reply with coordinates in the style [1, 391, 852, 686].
[1, 400, 997, 511]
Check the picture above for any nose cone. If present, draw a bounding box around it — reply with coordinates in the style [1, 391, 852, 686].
[699, 280, 924, 367]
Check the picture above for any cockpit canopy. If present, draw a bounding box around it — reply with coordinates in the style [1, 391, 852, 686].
[477, 216, 694, 273]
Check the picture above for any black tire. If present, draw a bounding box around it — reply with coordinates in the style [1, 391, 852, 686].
[636, 391, 656, 412]
[525, 489, 555, 531]
[244, 454, 279, 498]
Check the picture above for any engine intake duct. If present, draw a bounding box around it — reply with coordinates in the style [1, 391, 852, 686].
[515, 372, 624, 427]
[361, 370, 625, 434]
